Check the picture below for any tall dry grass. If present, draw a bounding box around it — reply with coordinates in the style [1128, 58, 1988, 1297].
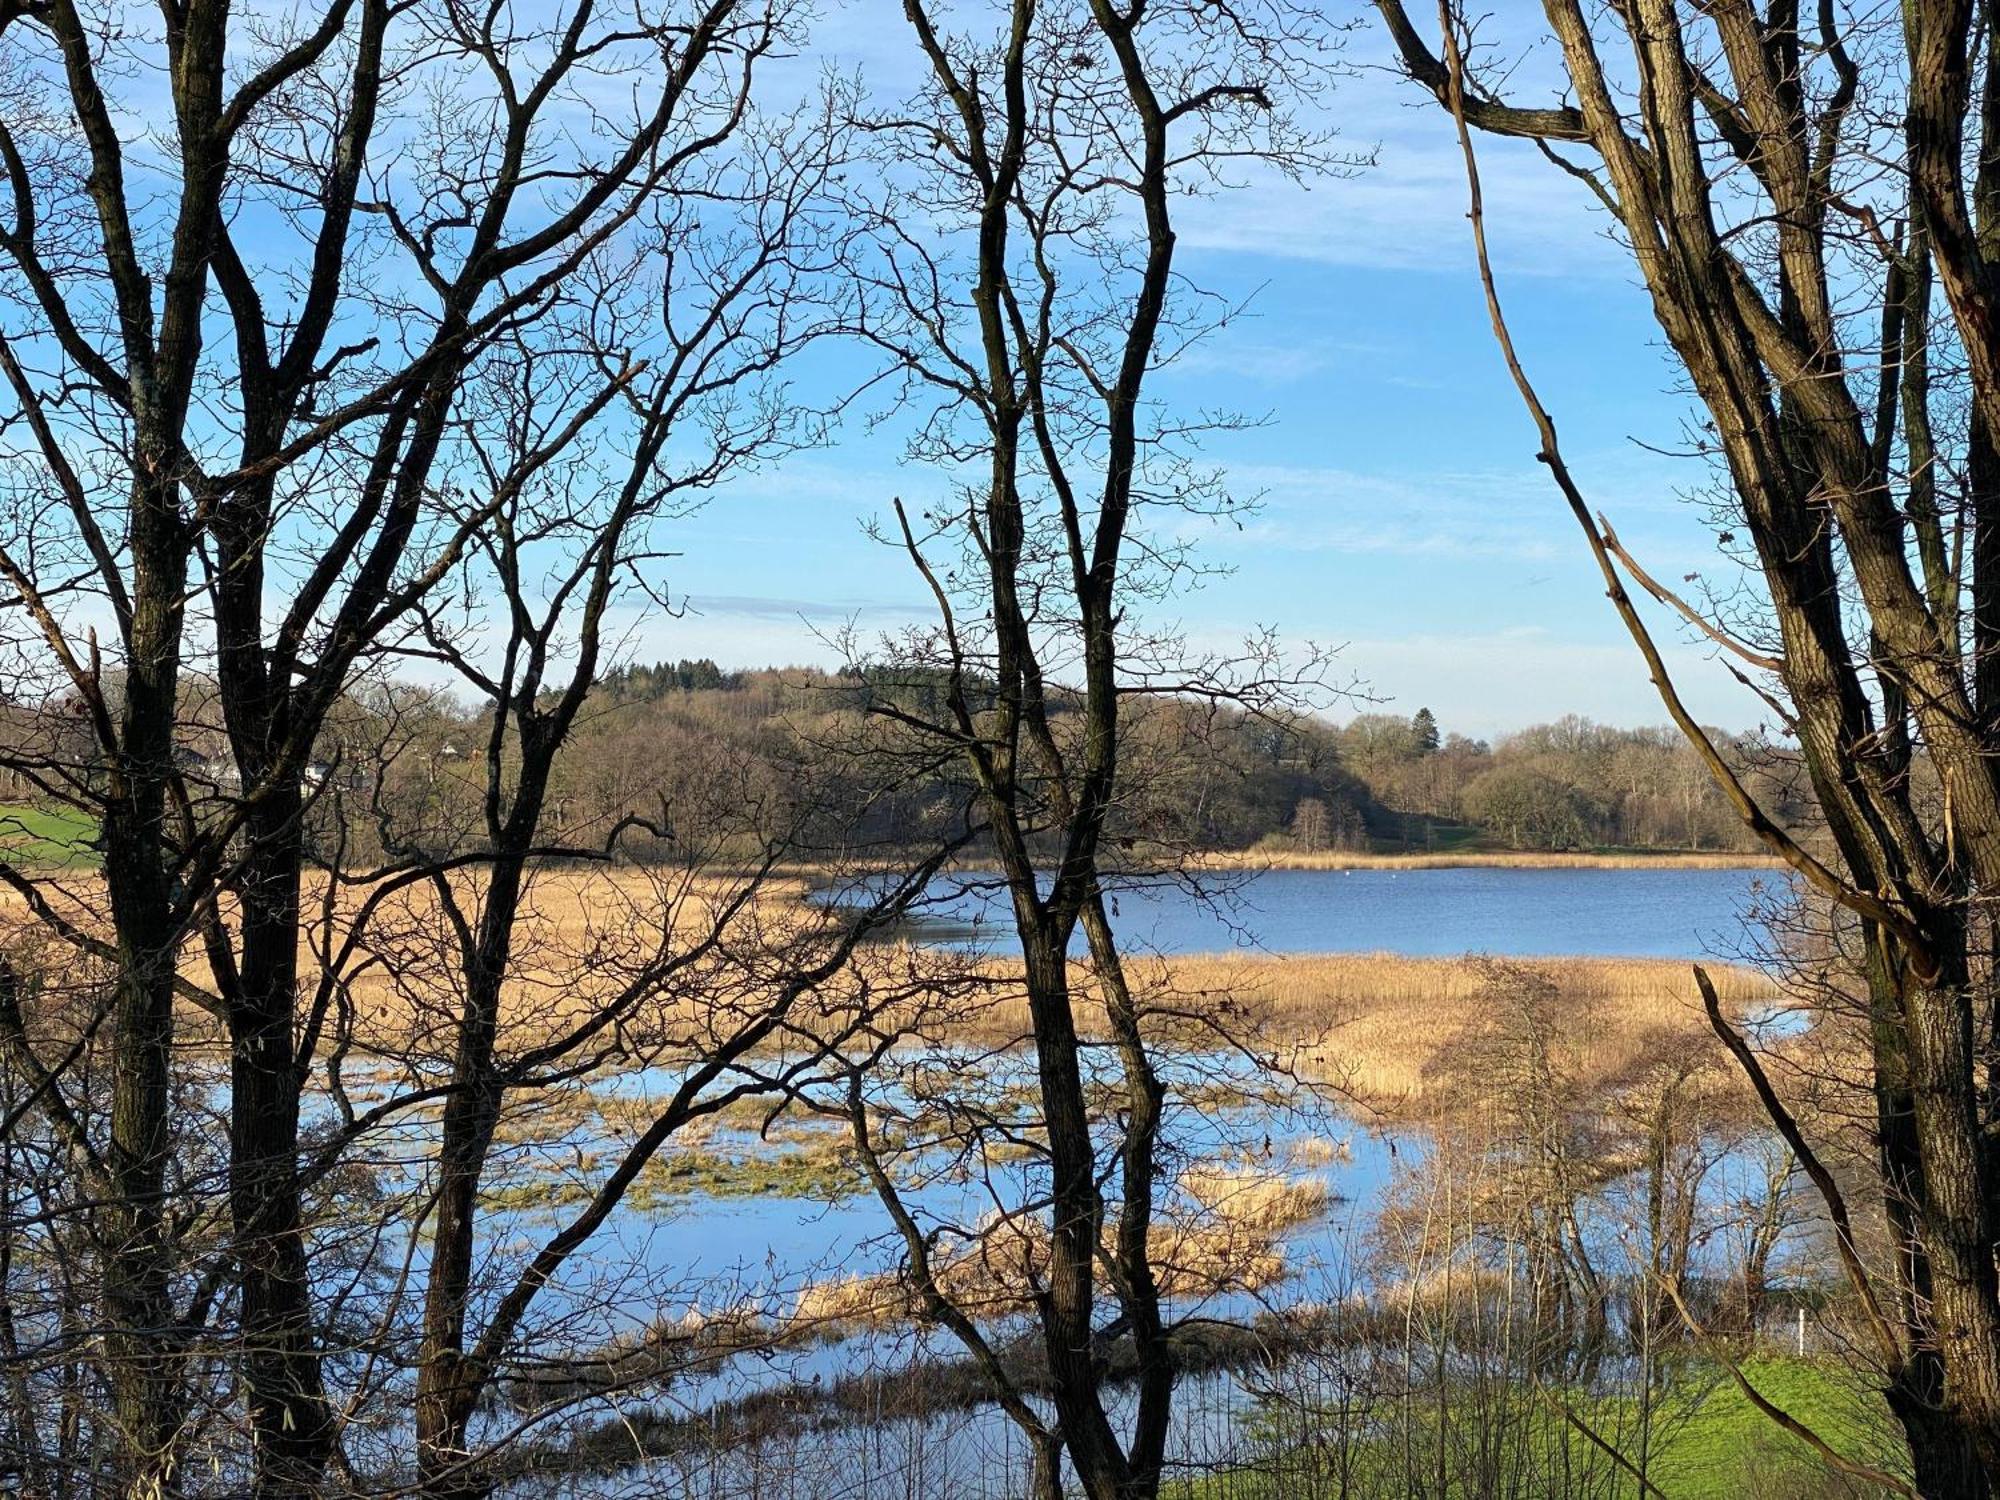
[3, 867, 1787, 1119]
[305, 864, 841, 1059]
[1108, 950, 1782, 1117]
[790, 1166, 1331, 1338]
[776, 848, 1787, 876]
[2, 864, 848, 1061]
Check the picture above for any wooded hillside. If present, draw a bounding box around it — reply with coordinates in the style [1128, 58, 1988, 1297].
[310, 662, 1811, 860]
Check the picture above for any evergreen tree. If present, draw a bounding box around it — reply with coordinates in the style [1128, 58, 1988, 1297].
[1412, 706, 1441, 755]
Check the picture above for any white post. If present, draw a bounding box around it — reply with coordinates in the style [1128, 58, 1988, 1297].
[1797, 1305, 1806, 1357]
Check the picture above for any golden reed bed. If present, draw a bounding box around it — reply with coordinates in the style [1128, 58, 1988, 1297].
[1, 867, 1782, 1116]
[766, 849, 1788, 877]
[5, 865, 838, 1058]
[1053, 949, 1779, 1116]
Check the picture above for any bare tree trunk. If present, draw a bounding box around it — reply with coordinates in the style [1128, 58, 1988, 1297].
[852, 3, 1332, 1488]
[412, 851, 526, 1500]
[98, 469, 192, 1497]
[1018, 923, 1133, 1499]
[230, 804, 336, 1497]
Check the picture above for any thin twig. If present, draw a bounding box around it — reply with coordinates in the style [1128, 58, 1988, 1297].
[1428, 0, 1934, 974]
[1693, 965, 1902, 1368]
[1599, 516, 1784, 672]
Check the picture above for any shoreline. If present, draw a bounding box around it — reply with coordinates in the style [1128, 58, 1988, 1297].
[1190, 848, 1788, 872]
[781, 849, 1788, 881]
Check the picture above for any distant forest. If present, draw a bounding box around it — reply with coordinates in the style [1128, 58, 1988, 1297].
[245, 659, 1814, 862]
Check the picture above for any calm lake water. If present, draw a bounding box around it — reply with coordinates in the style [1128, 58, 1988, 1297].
[863, 863, 1785, 961]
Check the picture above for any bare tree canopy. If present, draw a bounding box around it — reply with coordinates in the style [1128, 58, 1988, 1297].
[825, 0, 1345, 1494]
[1377, 0, 2000, 1493]
[0, 1, 880, 1494]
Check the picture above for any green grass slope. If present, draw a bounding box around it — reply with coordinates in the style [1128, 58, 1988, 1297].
[0, 804, 98, 868]
[1170, 1359, 1905, 1499]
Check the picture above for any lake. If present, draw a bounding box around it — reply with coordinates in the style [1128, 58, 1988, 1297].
[846, 863, 1786, 960]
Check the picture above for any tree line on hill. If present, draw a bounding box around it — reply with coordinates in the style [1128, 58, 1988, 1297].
[249, 659, 1806, 861]
[574, 664, 1817, 856]
[1316, 709, 1815, 855]
[0, 660, 1819, 865]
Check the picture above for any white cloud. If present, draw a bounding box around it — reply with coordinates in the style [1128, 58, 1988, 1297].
[1165, 339, 1338, 386]
[685, 593, 923, 625]
[1202, 458, 1707, 567]
[1175, 43, 1627, 278]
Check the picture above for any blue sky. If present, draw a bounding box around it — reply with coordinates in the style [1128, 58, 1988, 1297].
[644, 13, 1766, 741]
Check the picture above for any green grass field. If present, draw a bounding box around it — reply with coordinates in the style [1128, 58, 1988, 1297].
[0, 803, 99, 868]
[1170, 1359, 1905, 1499]
[1647, 1359, 1902, 1498]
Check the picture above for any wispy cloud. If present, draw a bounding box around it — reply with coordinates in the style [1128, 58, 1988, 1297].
[1230, 515, 1564, 562]
[1176, 37, 1624, 278]
[1196, 445, 1717, 561]
[1199, 463, 1605, 564]
[685, 593, 921, 625]
[1166, 339, 1338, 387]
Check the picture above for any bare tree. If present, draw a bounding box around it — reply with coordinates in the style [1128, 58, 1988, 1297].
[0, 0, 817, 1492]
[828, 0, 1341, 1494]
[347, 109, 979, 1493]
[1375, 1, 2000, 1493]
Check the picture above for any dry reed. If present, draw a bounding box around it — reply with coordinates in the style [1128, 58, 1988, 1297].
[787, 1163, 1332, 1338]
[3, 868, 1786, 1123]
[1112, 950, 1780, 1117]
